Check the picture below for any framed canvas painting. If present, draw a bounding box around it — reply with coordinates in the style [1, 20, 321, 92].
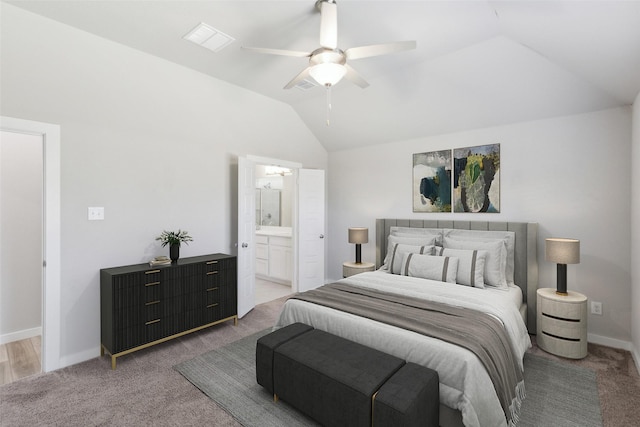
[453, 143, 500, 213]
[413, 150, 452, 212]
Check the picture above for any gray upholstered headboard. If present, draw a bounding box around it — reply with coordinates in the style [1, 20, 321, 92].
[376, 219, 539, 334]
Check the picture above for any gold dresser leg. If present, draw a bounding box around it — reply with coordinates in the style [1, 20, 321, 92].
[274, 394, 279, 403]
[111, 355, 117, 370]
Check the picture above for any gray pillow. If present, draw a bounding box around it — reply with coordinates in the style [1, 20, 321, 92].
[382, 234, 438, 270]
[443, 237, 507, 288]
[388, 243, 434, 274]
[400, 253, 458, 284]
[434, 247, 487, 288]
[443, 229, 515, 285]
[390, 227, 444, 246]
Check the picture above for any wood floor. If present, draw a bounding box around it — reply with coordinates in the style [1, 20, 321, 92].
[0, 336, 41, 386]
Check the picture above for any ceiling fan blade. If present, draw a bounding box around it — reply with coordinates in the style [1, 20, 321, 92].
[319, 1, 337, 49]
[343, 64, 369, 88]
[242, 46, 311, 58]
[345, 41, 417, 60]
[284, 66, 313, 89]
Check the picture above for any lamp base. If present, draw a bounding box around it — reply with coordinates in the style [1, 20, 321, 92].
[355, 244, 362, 264]
[556, 263, 568, 296]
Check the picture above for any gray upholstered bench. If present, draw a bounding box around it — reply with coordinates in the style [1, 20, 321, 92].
[256, 322, 439, 427]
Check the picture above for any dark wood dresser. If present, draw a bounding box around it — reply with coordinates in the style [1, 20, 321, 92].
[100, 253, 237, 369]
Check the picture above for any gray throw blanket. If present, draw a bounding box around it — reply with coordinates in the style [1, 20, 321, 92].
[291, 282, 525, 426]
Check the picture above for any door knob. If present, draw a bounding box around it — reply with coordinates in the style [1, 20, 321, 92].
[319, 234, 324, 239]
[242, 242, 248, 248]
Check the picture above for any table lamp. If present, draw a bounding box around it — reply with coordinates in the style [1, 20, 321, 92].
[545, 237, 580, 295]
[348, 227, 368, 264]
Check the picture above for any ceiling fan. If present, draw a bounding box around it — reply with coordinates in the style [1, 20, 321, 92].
[243, 0, 417, 90]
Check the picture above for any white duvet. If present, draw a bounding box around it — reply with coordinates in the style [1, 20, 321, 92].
[274, 271, 531, 427]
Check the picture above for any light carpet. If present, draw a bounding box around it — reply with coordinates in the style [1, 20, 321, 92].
[175, 329, 603, 427]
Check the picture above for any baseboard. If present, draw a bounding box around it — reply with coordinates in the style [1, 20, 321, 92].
[0, 326, 42, 345]
[59, 347, 101, 370]
[632, 345, 640, 375]
[587, 333, 633, 352]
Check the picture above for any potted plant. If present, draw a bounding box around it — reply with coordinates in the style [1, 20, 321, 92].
[156, 229, 193, 262]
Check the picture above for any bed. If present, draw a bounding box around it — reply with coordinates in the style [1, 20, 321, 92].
[275, 219, 538, 427]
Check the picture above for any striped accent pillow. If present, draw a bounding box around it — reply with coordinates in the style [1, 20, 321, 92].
[400, 253, 459, 284]
[434, 247, 487, 288]
[389, 243, 434, 274]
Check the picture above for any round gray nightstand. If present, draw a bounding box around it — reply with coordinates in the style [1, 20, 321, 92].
[536, 288, 588, 359]
[343, 261, 375, 278]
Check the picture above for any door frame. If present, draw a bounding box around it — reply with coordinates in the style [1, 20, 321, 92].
[1, 116, 61, 372]
[248, 155, 302, 294]
[238, 156, 302, 317]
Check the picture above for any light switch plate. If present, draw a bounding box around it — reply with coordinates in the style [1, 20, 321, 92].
[88, 207, 104, 220]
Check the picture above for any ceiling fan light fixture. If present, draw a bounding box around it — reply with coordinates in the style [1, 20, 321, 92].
[309, 63, 346, 87]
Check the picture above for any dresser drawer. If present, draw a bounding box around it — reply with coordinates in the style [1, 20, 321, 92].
[538, 314, 584, 339]
[539, 297, 584, 320]
[269, 236, 291, 247]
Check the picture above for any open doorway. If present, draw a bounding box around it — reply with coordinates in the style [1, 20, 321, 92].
[254, 164, 295, 305]
[1, 116, 61, 374]
[0, 130, 42, 385]
[238, 155, 324, 318]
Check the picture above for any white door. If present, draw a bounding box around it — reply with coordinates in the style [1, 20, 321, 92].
[237, 156, 256, 318]
[297, 169, 325, 292]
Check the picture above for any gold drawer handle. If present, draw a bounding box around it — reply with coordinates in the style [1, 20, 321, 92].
[206, 287, 219, 292]
[145, 281, 160, 287]
[206, 260, 219, 265]
[145, 300, 160, 306]
[145, 270, 160, 275]
[207, 303, 219, 308]
[145, 319, 161, 325]
[206, 271, 219, 275]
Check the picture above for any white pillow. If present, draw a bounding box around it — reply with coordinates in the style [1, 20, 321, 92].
[390, 227, 443, 246]
[444, 229, 515, 284]
[443, 237, 507, 288]
[400, 253, 458, 284]
[388, 243, 434, 274]
[434, 247, 487, 288]
[382, 234, 438, 270]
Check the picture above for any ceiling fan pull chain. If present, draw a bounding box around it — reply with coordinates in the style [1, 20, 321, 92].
[326, 83, 332, 126]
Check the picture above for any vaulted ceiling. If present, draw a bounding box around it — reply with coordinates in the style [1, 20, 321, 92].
[6, 0, 640, 152]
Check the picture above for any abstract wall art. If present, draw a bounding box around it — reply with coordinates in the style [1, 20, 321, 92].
[413, 150, 452, 212]
[453, 143, 500, 213]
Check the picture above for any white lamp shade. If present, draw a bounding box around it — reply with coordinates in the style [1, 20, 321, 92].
[309, 63, 347, 86]
[348, 227, 368, 244]
[545, 238, 580, 264]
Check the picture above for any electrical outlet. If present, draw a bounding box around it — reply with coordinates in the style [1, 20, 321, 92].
[88, 207, 104, 220]
[590, 301, 602, 315]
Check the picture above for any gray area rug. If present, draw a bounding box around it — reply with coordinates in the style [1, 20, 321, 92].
[175, 329, 603, 427]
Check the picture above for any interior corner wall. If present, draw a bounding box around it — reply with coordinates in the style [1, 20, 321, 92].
[632, 93, 640, 365]
[0, 4, 327, 367]
[328, 107, 632, 344]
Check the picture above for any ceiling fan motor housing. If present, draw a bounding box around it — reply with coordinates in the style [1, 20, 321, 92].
[310, 48, 346, 66]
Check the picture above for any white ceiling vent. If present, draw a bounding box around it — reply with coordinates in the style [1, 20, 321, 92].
[183, 23, 235, 52]
[295, 79, 318, 91]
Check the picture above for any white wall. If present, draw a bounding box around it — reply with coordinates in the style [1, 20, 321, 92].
[328, 107, 633, 343]
[0, 131, 42, 343]
[0, 4, 327, 367]
[632, 93, 640, 364]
